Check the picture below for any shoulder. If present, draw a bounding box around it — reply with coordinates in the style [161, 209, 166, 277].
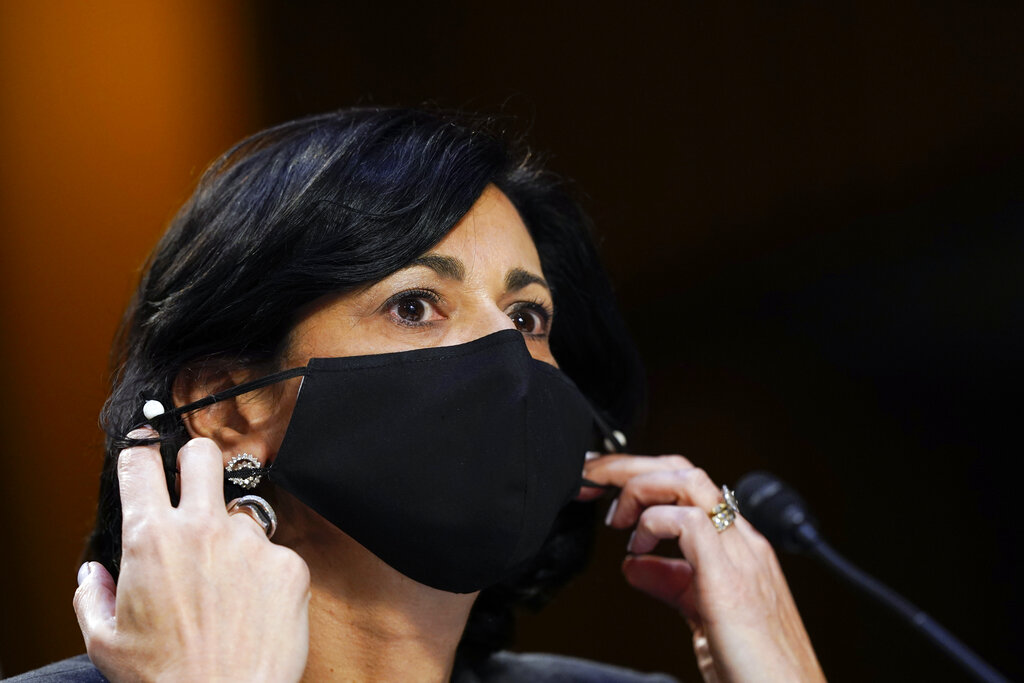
[456, 650, 681, 683]
[4, 655, 108, 682]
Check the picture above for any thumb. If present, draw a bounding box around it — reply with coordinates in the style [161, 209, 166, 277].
[73, 562, 117, 645]
[621, 554, 699, 620]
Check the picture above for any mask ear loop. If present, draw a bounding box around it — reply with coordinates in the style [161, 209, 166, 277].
[580, 406, 628, 491]
[129, 366, 309, 479]
[591, 411, 628, 453]
[139, 366, 309, 426]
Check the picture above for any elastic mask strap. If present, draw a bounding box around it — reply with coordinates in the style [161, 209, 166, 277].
[580, 478, 617, 491]
[591, 410, 628, 453]
[141, 366, 308, 425]
[131, 366, 309, 478]
[579, 403, 629, 491]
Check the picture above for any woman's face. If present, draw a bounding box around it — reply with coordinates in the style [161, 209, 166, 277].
[179, 184, 556, 473]
[283, 185, 557, 368]
[173, 185, 562, 598]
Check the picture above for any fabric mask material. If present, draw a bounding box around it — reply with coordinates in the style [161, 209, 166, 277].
[160, 330, 600, 594]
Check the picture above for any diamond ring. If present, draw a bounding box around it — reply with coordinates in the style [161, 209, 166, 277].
[708, 485, 740, 532]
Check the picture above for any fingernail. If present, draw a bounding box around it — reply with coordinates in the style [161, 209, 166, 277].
[584, 451, 600, 461]
[77, 562, 91, 586]
[626, 530, 637, 553]
[604, 498, 619, 526]
[126, 425, 157, 440]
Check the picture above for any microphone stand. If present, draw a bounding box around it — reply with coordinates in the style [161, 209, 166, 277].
[795, 524, 1009, 683]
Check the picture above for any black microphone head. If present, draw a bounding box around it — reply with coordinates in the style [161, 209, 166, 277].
[735, 471, 820, 553]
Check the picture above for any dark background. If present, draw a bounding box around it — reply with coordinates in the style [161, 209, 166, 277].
[1, 3, 1021, 681]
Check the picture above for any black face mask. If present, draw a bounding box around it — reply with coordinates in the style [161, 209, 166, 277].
[157, 330, 618, 594]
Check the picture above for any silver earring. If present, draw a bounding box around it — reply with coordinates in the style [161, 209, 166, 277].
[225, 453, 262, 490]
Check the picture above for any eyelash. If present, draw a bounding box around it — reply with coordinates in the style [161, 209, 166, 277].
[509, 298, 555, 338]
[381, 289, 554, 337]
[382, 289, 443, 328]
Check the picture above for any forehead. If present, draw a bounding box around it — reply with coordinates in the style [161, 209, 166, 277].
[429, 185, 542, 272]
[282, 186, 549, 361]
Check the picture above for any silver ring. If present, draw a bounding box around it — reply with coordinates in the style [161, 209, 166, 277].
[708, 485, 740, 532]
[227, 495, 278, 539]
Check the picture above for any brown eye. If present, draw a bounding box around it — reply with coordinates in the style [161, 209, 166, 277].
[395, 298, 427, 322]
[384, 289, 444, 327]
[509, 305, 550, 335]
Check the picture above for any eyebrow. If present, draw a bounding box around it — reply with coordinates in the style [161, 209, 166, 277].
[504, 267, 549, 293]
[410, 254, 465, 280]
[408, 254, 549, 293]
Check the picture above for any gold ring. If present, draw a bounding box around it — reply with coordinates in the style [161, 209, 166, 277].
[708, 485, 739, 532]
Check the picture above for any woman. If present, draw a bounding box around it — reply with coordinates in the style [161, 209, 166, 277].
[21, 108, 824, 681]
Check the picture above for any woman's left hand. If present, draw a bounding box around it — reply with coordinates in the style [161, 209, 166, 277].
[73, 434, 311, 682]
[581, 453, 826, 683]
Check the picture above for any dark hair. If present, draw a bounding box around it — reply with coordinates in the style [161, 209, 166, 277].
[88, 107, 645, 662]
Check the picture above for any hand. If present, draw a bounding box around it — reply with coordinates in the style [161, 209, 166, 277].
[582, 454, 826, 683]
[74, 432, 310, 682]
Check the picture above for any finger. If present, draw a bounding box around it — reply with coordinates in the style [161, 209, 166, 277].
[643, 505, 749, 581]
[227, 504, 274, 540]
[583, 453, 695, 490]
[177, 438, 227, 512]
[575, 484, 608, 503]
[118, 431, 171, 518]
[73, 562, 117, 646]
[621, 555, 699, 621]
[575, 451, 612, 501]
[607, 467, 723, 529]
[628, 505, 728, 574]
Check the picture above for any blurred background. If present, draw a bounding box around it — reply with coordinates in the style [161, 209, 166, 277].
[1, 2, 1021, 680]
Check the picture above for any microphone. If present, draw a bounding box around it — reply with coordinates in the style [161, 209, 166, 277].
[735, 471, 1008, 683]
[733, 471, 822, 553]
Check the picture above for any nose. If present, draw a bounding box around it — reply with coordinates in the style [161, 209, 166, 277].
[458, 302, 518, 342]
[453, 303, 558, 367]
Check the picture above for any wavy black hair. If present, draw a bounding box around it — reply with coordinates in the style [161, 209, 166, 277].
[87, 107, 645, 664]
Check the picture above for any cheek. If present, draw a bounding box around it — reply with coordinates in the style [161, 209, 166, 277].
[526, 339, 559, 368]
[290, 312, 448, 361]
[265, 379, 302, 457]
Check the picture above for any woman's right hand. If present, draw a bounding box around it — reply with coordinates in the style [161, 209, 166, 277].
[73, 432, 311, 682]
[582, 453, 825, 683]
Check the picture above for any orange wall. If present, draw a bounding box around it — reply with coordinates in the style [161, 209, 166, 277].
[0, 1, 257, 674]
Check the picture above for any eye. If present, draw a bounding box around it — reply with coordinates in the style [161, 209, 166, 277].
[508, 302, 552, 336]
[385, 290, 444, 327]
[395, 298, 427, 322]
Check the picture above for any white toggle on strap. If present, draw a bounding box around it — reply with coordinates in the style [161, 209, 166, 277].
[142, 400, 166, 420]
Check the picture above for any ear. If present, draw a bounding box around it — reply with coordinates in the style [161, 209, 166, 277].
[171, 363, 290, 467]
